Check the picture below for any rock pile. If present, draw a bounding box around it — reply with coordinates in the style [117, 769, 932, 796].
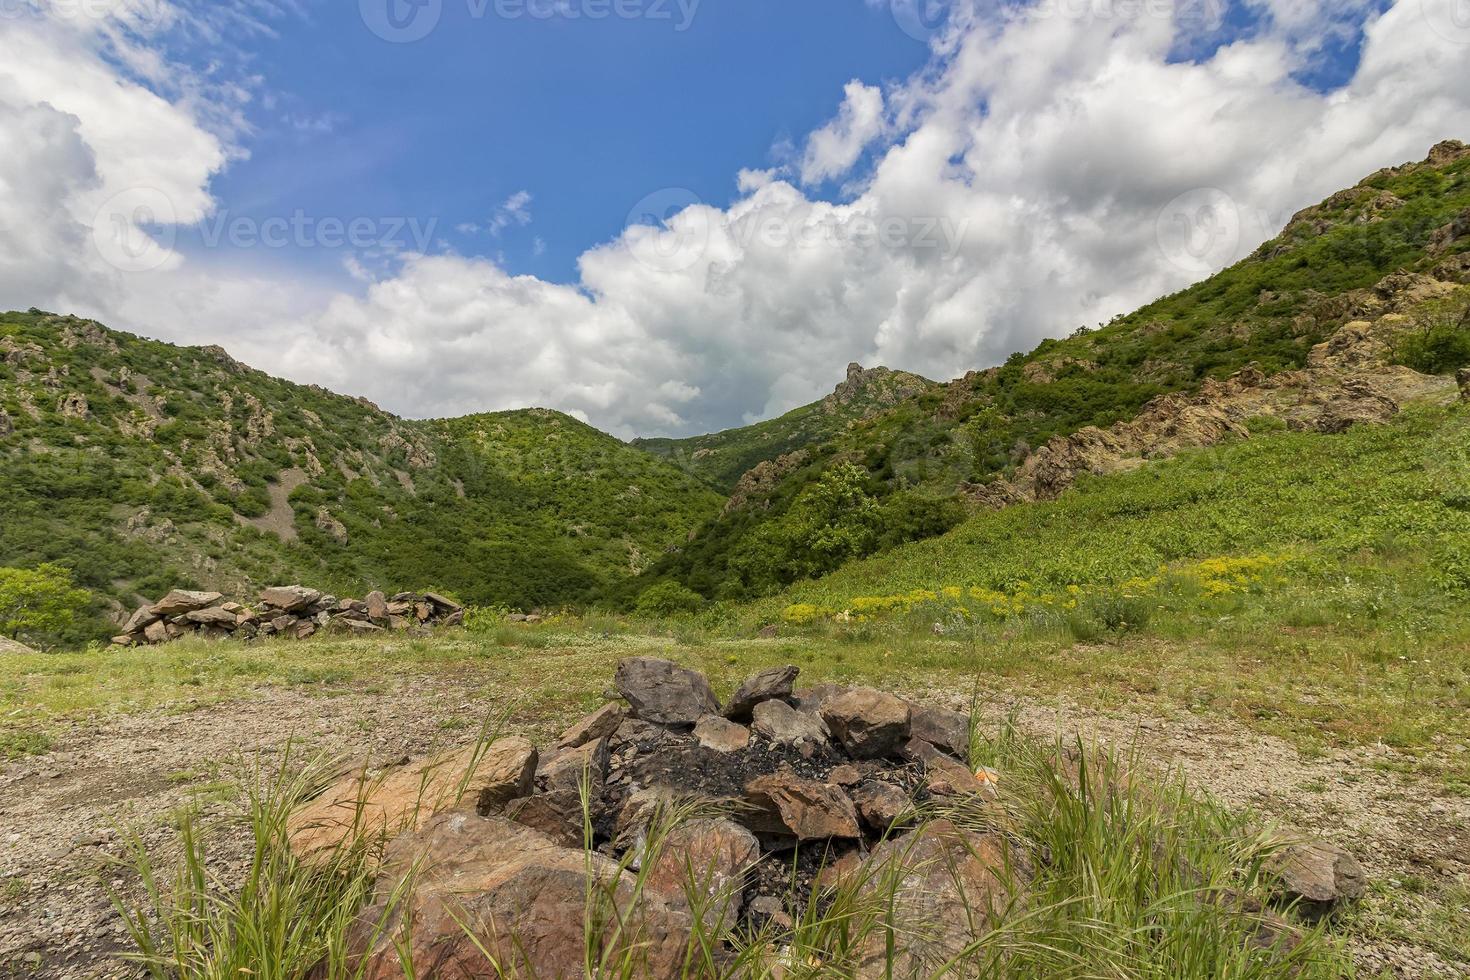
[285, 659, 1368, 978]
[110, 586, 464, 647]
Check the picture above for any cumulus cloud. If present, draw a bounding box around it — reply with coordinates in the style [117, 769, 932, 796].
[3, 0, 1470, 438]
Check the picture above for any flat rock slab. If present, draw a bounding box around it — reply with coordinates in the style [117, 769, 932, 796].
[743, 772, 861, 842]
[287, 737, 537, 862]
[258, 585, 321, 611]
[557, 703, 625, 749]
[149, 590, 223, 616]
[615, 657, 720, 726]
[751, 699, 829, 756]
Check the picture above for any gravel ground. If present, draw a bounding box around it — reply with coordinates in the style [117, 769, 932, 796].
[2, 669, 1467, 978]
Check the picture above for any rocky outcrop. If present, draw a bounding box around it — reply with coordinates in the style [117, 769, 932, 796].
[724, 449, 811, 514]
[964, 311, 1459, 510]
[110, 585, 464, 647]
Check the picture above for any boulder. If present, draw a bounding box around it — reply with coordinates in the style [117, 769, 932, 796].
[149, 590, 224, 616]
[364, 590, 389, 621]
[123, 605, 160, 634]
[287, 738, 537, 862]
[742, 773, 861, 842]
[185, 606, 238, 627]
[424, 592, 462, 613]
[614, 657, 720, 726]
[849, 780, 912, 834]
[854, 820, 1030, 978]
[258, 585, 321, 612]
[0, 636, 39, 656]
[556, 703, 625, 749]
[143, 620, 169, 644]
[537, 737, 610, 800]
[344, 812, 692, 980]
[724, 664, 799, 721]
[642, 818, 760, 934]
[751, 699, 830, 757]
[909, 703, 971, 760]
[693, 715, 750, 754]
[1264, 841, 1367, 920]
[821, 688, 912, 759]
[505, 792, 584, 847]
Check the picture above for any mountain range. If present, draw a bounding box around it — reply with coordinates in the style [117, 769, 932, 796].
[2, 140, 1468, 643]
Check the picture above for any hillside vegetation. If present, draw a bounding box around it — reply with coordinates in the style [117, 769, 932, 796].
[629, 141, 1470, 604]
[633, 363, 934, 491]
[0, 313, 721, 643]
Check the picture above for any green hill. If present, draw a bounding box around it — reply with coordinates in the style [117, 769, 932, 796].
[626, 140, 1470, 605]
[632, 363, 934, 492]
[0, 312, 722, 642]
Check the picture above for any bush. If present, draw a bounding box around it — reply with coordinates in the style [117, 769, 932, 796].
[0, 564, 91, 646]
[634, 581, 706, 617]
[1392, 296, 1470, 374]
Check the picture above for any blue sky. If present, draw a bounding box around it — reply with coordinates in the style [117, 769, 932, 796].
[4, 0, 1467, 435]
[184, 0, 936, 283]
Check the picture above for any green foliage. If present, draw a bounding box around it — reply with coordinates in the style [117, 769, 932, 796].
[632, 580, 705, 617]
[0, 563, 91, 646]
[1392, 296, 1470, 374]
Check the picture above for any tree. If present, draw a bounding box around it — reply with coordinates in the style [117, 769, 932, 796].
[0, 564, 91, 644]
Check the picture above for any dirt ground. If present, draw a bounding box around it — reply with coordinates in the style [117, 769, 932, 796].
[1, 667, 1467, 979]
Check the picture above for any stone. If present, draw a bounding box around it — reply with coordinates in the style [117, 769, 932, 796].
[424, 592, 462, 612]
[909, 703, 971, 760]
[820, 688, 911, 759]
[905, 737, 991, 798]
[270, 615, 297, 632]
[185, 606, 238, 627]
[442, 609, 465, 628]
[556, 703, 625, 749]
[143, 620, 169, 644]
[0, 636, 39, 655]
[123, 605, 159, 634]
[751, 699, 830, 756]
[287, 738, 537, 862]
[642, 818, 760, 934]
[258, 585, 321, 612]
[364, 590, 389, 621]
[344, 812, 692, 980]
[724, 664, 799, 721]
[849, 780, 912, 834]
[341, 619, 383, 633]
[815, 849, 864, 892]
[828, 764, 863, 787]
[295, 621, 317, 640]
[742, 773, 861, 842]
[110, 634, 134, 646]
[1458, 366, 1470, 401]
[1264, 841, 1367, 920]
[149, 590, 224, 616]
[505, 792, 584, 847]
[693, 715, 750, 753]
[853, 820, 1030, 978]
[537, 737, 610, 799]
[614, 657, 720, 726]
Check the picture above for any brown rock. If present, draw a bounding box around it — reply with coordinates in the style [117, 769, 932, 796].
[143, 620, 169, 644]
[364, 590, 389, 621]
[258, 585, 321, 612]
[849, 780, 912, 834]
[854, 820, 1031, 977]
[0, 636, 40, 655]
[751, 699, 830, 756]
[1264, 841, 1367, 920]
[287, 738, 537, 862]
[424, 592, 462, 613]
[905, 737, 991, 798]
[643, 818, 760, 934]
[185, 606, 238, 627]
[821, 688, 911, 759]
[909, 703, 971, 760]
[149, 590, 224, 616]
[828, 764, 863, 787]
[123, 605, 160, 633]
[742, 773, 861, 842]
[505, 792, 584, 847]
[556, 703, 625, 749]
[724, 664, 799, 721]
[615, 657, 720, 726]
[815, 850, 863, 892]
[693, 715, 750, 753]
[537, 737, 610, 799]
[345, 812, 692, 980]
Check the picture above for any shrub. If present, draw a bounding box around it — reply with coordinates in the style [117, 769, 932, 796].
[634, 581, 706, 617]
[0, 564, 91, 646]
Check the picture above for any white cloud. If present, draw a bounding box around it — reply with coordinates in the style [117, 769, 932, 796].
[799, 80, 887, 186]
[2, 0, 1470, 440]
